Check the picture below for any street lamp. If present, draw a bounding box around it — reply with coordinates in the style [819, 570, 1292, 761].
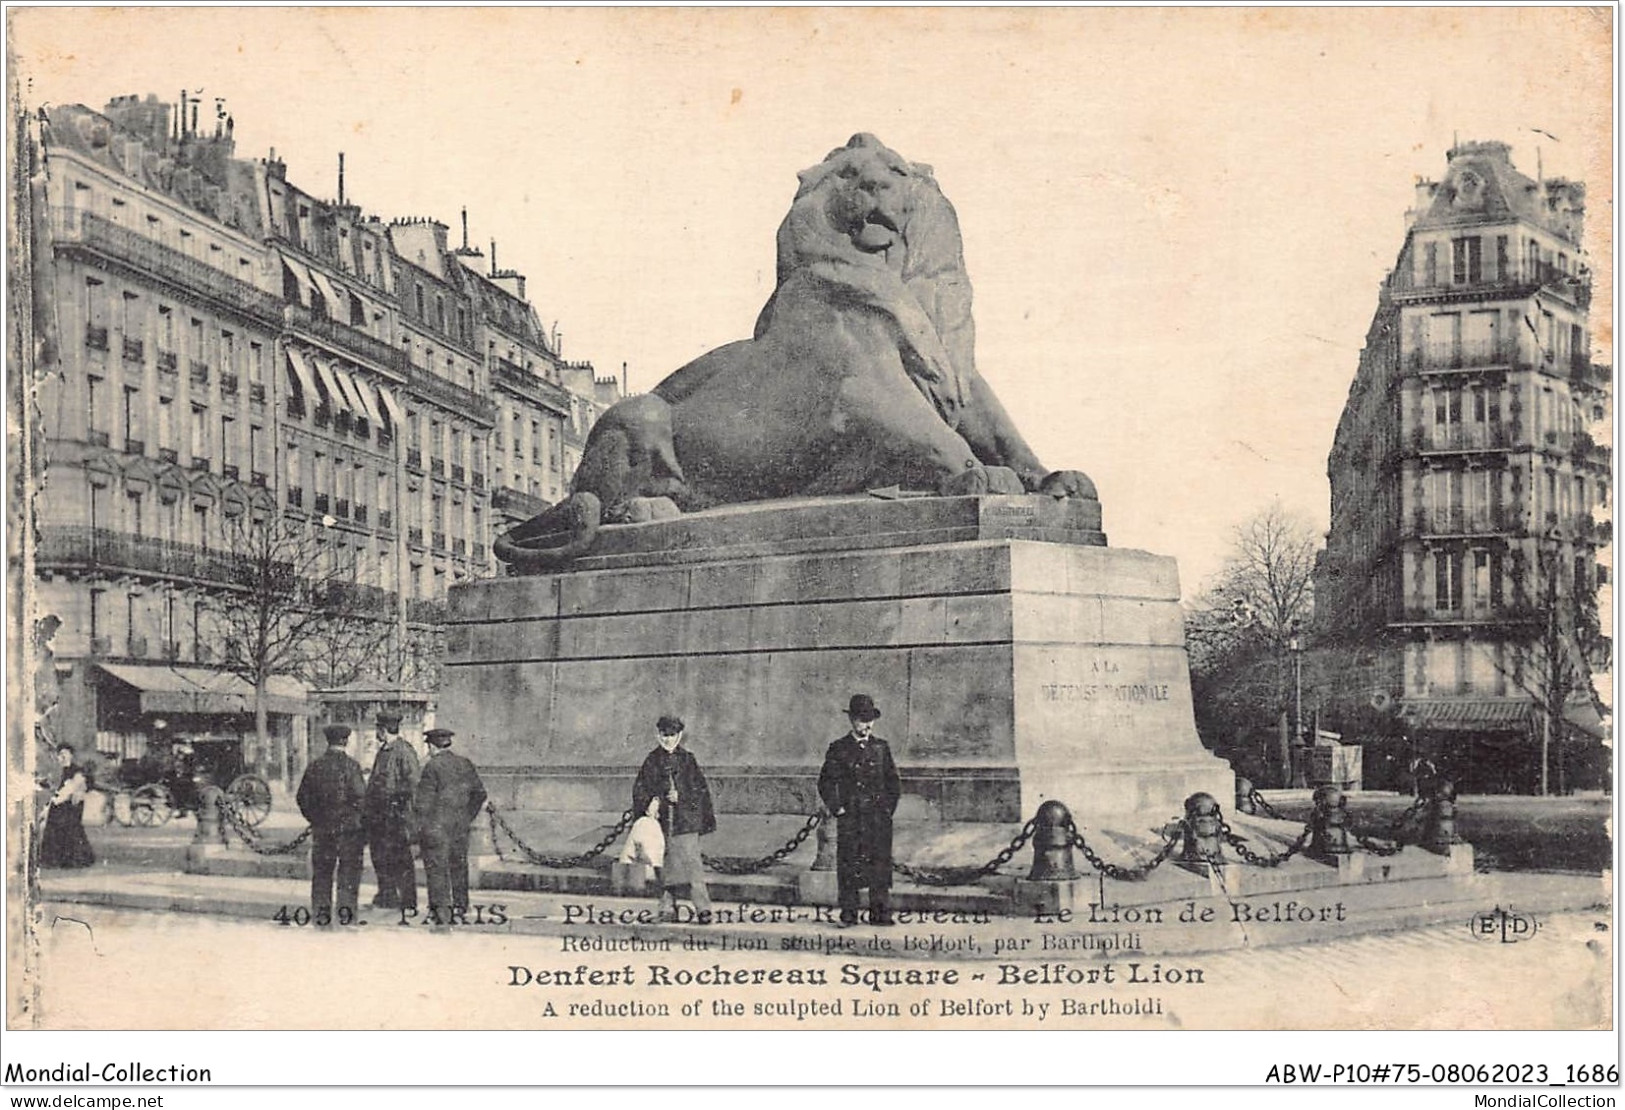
[1289, 618, 1305, 788]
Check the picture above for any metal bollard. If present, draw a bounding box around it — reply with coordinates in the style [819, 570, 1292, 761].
[1421, 777, 1461, 854]
[1026, 800, 1079, 881]
[811, 806, 837, 872]
[194, 786, 225, 846]
[1307, 784, 1353, 862]
[1181, 792, 1225, 864]
[1234, 777, 1257, 815]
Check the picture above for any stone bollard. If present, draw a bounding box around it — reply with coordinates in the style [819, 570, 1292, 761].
[1181, 792, 1225, 864]
[811, 806, 837, 872]
[1307, 784, 1354, 863]
[1234, 777, 1257, 815]
[1421, 778, 1461, 855]
[193, 786, 225, 846]
[1026, 800, 1079, 882]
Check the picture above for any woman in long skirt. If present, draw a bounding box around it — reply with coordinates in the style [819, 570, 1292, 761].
[40, 743, 95, 869]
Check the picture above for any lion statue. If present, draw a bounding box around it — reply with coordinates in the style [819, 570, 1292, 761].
[496, 134, 1094, 570]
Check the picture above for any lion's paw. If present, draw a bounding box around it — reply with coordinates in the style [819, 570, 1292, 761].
[941, 464, 990, 497]
[1036, 469, 1097, 500]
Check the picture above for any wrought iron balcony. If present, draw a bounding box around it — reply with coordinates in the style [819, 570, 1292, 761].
[85, 429, 110, 448]
[122, 336, 144, 362]
[127, 635, 149, 658]
[222, 463, 239, 481]
[490, 485, 548, 517]
[283, 302, 408, 375]
[451, 463, 465, 484]
[286, 397, 306, 421]
[189, 360, 210, 385]
[406, 448, 423, 472]
[313, 404, 332, 428]
[124, 437, 145, 456]
[85, 324, 109, 351]
[248, 382, 266, 404]
[432, 531, 448, 553]
[55, 210, 285, 324]
[190, 455, 211, 471]
[157, 349, 178, 373]
[377, 427, 394, 449]
[471, 471, 485, 491]
[430, 458, 445, 478]
[158, 447, 179, 464]
[408, 527, 425, 548]
[220, 372, 239, 395]
[250, 471, 268, 488]
[452, 537, 466, 556]
[379, 510, 393, 531]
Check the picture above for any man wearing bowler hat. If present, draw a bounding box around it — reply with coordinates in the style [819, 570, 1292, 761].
[818, 694, 901, 926]
[412, 727, 488, 925]
[365, 711, 420, 911]
[296, 723, 367, 924]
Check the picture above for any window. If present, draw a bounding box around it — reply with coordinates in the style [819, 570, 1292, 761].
[84, 277, 108, 328]
[1451, 237, 1482, 284]
[221, 330, 236, 375]
[190, 404, 208, 460]
[435, 295, 445, 332]
[123, 385, 142, 445]
[158, 396, 175, 450]
[1495, 235, 1509, 280]
[1434, 548, 1463, 612]
[158, 305, 174, 351]
[531, 420, 542, 462]
[249, 341, 264, 382]
[1423, 242, 1438, 286]
[189, 317, 205, 362]
[120, 291, 139, 336]
[87, 376, 104, 439]
[287, 442, 302, 490]
[220, 415, 235, 468]
[415, 284, 425, 319]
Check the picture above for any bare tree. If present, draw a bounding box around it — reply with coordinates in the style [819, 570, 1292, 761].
[1185, 501, 1322, 783]
[216, 513, 393, 788]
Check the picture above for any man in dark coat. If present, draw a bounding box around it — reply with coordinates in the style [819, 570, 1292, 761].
[413, 728, 488, 925]
[633, 714, 717, 924]
[818, 693, 901, 926]
[296, 724, 367, 924]
[365, 711, 420, 911]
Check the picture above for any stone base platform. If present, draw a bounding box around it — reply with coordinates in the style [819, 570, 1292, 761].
[442, 493, 1233, 826]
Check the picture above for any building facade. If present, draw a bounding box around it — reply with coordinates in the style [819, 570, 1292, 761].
[1313, 141, 1610, 793]
[27, 93, 619, 782]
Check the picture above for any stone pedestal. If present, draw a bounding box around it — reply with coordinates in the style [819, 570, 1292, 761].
[442, 495, 1232, 830]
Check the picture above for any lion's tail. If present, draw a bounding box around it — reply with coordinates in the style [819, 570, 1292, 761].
[493, 492, 603, 572]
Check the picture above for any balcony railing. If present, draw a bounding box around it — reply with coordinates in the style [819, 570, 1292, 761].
[1412, 343, 1522, 374]
[189, 360, 210, 385]
[158, 446, 179, 464]
[124, 437, 145, 456]
[250, 470, 268, 488]
[55, 210, 285, 324]
[286, 397, 306, 421]
[408, 527, 425, 548]
[34, 525, 269, 590]
[85, 324, 109, 351]
[127, 635, 148, 658]
[451, 464, 466, 484]
[471, 471, 485, 491]
[490, 485, 548, 517]
[220, 372, 239, 395]
[379, 510, 393, 531]
[352, 505, 368, 526]
[452, 537, 466, 556]
[313, 493, 331, 515]
[313, 404, 332, 428]
[335, 498, 350, 519]
[406, 448, 423, 472]
[157, 349, 178, 373]
[283, 303, 408, 375]
[1410, 509, 1506, 537]
[377, 428, 394, 449]
[430, 458, 445, 478]
[248, 382, 266, 404]
[121, 336, 144, 362]
[1415, 424, 1510, 453]
[432, 531, 448, 552]
[286, 486, 303, 508]
[190, 455, 211, 471]
[221, 463, 239, 481]
[1390, 260, 1592, 309]
[88, 429, 111, 448]
[403, 363, 497, 425]
[491, 356, 573, 414]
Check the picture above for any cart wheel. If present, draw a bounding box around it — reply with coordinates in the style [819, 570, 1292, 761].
[227, 774, 273, 827]
[132, 784, 173, 827]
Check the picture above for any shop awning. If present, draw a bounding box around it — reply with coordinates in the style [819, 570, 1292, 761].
[308, 268, 348, 319]
[1399, 698, 1534, 731]
[285, 349, 319, 406]
[95, 664, 309, 716]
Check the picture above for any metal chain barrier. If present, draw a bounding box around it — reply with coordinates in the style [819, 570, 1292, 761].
[486, 803, 635, 869]
[1218, 819, 1310, 868]
[704, 812, 824, 875]
[1247, 788, 1287, 821]
[1068, 818, 1184, 881]
[216, 797, 314, 856]
[894, 817, 1039, 887]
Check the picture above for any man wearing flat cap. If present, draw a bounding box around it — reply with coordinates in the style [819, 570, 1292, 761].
[633, 714, 716, 924]
[365, 711, 420, 911]
[818, 694, 901, 926]
[296, 723, 367, 924]
[412, 728, 488, 925]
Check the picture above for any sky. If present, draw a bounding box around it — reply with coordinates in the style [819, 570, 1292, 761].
[8, 7, 1614, 594]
